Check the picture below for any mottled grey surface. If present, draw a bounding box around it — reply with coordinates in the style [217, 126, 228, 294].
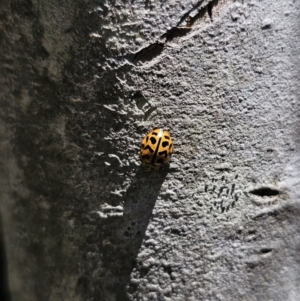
[0, 0, 300, 300]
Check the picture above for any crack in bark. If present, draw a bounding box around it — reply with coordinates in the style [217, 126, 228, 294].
[176, 0, 214, 27]
[132, 42, 164, 63]
[132, 0, 221, 63]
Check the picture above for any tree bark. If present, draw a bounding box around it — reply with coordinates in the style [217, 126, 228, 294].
[1, 0, 300, 300]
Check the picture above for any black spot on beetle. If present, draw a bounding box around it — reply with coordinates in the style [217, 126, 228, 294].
[164, 135, 170, 140]
[144, 145, 155, 153]
[158, 150, 168, 157]
[162, 141, 169, 147]
[150, 137, 157, 144]
[169, 143, 173, 150]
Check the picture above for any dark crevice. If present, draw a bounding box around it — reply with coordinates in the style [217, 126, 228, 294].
[0, 214, 11, 301]
[207, 1, 214, 21]
[249, 187, 280, 197]
[176, 0, 212, 27]
[260, 248, 273, 254]
[163, 0, 214, 42]
[161, 27, 192, 42]
[177, 0, 219, 29]
[132, 0, 221, 63]
[132, 42, 164, 63]
[171, 228, 181, 235]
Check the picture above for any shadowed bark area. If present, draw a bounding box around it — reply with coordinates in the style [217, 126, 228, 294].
[0, 214, 11, 301]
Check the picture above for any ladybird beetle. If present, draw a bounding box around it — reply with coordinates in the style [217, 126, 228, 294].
[140, 127, 174, 171]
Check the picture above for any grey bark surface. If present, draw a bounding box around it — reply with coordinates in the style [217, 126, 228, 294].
[0, 0, 300, 300]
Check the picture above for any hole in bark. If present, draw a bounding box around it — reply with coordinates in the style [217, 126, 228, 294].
[262, 23, 272, 30]
[260, 248, 272, 254]
[163, 265, 172, 275]
[171, 228, 181, 235]
[249, 187, 280, 197]
[132, 91, 146, 109]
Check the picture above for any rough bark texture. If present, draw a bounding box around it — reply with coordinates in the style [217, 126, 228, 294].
[1, 0, 300, 300]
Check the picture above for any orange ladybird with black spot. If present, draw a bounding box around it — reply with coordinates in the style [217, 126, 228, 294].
[140, 127, 174, 171]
